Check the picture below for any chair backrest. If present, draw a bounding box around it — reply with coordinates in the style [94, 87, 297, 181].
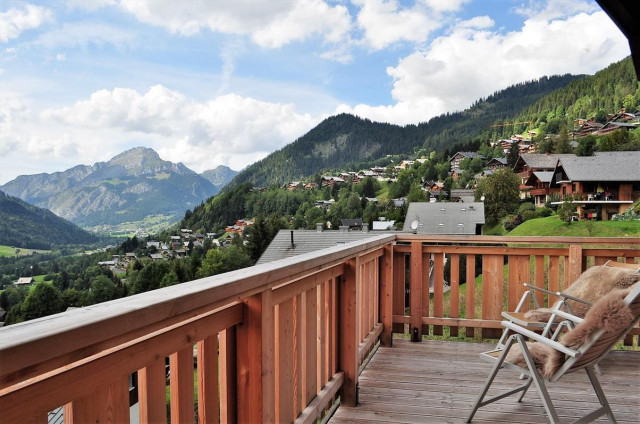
[551, 281, 640, 380]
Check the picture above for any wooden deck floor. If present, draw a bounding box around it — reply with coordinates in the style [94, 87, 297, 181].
[330, 338, 640, 424]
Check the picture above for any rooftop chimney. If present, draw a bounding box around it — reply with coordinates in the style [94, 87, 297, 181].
[316, 223, 323, 232]
[289, 230, 295, 249]
[362, 223, 369, 233]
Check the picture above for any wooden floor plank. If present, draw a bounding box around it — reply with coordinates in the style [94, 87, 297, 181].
[329, 339, 640, 424]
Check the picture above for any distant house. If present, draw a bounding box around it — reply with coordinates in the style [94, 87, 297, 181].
[146, 241, 160, 249]
[449, 152, 485, 170]
[449, 189, 475, 203]
[321, 176, 346, 187]
[150, 253, 164, 261]
[340, 218, 363, 231]
[14, 277, 34, 286]
[403, 202, 485, 235]
[513, 153, 574, 201]
[486, 157, 507, 170]
[372, 219, 396, 231]
[549, 151, 640, 220]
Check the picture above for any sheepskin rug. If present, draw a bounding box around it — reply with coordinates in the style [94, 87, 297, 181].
[505, 285, 637, 378]
[524, 265, 640, 322]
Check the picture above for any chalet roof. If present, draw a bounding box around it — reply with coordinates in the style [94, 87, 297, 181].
[486, 157, 507, 166]
[532, 171, 554, 184]
[517, 153, 563, 169]
[555, 151, 640, 182]
[341, 218, 363, 227]
[449, 151, 486, 161]
[403, 202, 485, 235]
[15, 277, 34, 285]
[256, 230, 390, 265]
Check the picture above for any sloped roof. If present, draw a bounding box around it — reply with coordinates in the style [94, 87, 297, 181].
[557, 151, 640, 182]
[518, 153, 562, 169]
[256, 230, 391, 265]
[449, 151, 486, 161]
[487, 157, 507, 166]
[402, 202, 485, 235]
[532, 171, 554, 184]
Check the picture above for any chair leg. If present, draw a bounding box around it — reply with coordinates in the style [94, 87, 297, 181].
[577, 366, 617, 424]
[466, 336, 530, 423]
[516, 376, 533, 402]
[518, 338, 561, 424]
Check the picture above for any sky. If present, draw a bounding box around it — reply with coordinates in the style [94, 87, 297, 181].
[0, 0, 631, 184]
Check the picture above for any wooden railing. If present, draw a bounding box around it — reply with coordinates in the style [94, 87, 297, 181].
[1, 234, 639, 423]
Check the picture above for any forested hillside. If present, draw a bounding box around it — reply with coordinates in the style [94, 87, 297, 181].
[504, 57, 640, 137]
[229, 74, 581, 188]
[0, 190, 98, 249]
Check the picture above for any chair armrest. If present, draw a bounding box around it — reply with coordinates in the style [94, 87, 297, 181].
[502, 321, 580, 358]
[547, 308, 584, 324]
[523, 283, 593, 306]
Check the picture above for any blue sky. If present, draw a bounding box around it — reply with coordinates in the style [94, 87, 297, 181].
[0, 0, 630, 184]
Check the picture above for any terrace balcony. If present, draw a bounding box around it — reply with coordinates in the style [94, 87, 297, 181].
[1, 234, 639, 423]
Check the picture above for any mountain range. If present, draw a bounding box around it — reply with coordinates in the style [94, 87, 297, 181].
[1, 147, 236, 232]
[0, 190, 98, 249]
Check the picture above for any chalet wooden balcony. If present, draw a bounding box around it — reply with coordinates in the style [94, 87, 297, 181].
[1, 234, 639, 423]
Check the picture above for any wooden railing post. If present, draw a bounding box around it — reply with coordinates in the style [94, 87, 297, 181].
[379, 244, 394, 346]
[237, 291, 274, 423]
[410, 242, 423, 341]
[339, 258, 359, 406]
[568, 244, 583, 286]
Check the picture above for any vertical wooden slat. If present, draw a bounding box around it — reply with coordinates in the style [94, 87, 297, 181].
[374, 257, 380, 324]
[138, 358, 166, 424]
[305, 286, 318, 408]
[339, 258, 358, 406]
[262, 290, 275, 423]
[568, 244, 583, 286]
[219, 327, 236, 424]
[237, 293, 268, 423]
[66, 376, 130, 424]
[465, 255, 476, 338]
[392, 252, 405, 333]
[318, 282, 327, 390]
[433, 253, 444, 336]
[410, 242, 423, 340]
[450, 254, 460, 337]
[508, 255, 530, 311]
[482, 255, 503, 339]
[197, 335, 219, 424]
[422, 252, 430, 336]
[534, 255, 545, 307]
[330, 277, 338, 376]
[549, 256, 560, 295]
[380, 244, 393, 346]
[294, 294, 303, 417]
[170, 346, 194, 424]
[277, 298, 295, 422]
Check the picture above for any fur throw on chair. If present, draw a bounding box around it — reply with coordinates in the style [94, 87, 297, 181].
[505, 287, 635, 378]
[524, 265, 639, 322]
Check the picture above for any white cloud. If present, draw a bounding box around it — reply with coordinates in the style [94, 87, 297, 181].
[339, 10, 629, 125]
[422, 0, 471, 13]
[354, 0, 441, 50]
[0, 4, 52, 42]
[33, 22, 137, 49]
[31, 86, 319, 176]
[118, 0, 351, 48]
[514, 0, 599, 20]
[458, 16, 494, 30]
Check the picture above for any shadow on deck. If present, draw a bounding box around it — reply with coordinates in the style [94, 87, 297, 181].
[330, 339, 640, 424]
